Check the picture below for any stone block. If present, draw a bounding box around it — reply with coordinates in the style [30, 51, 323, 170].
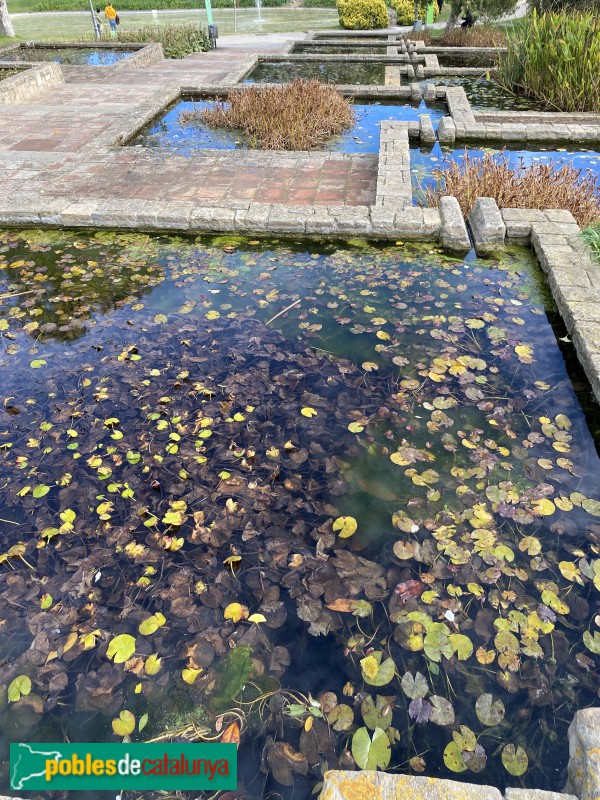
[437, 117, 456, 145]
[423, 82, 437, 103]
[565, 707, 600, 800]
[505, 791, 578, 800]
[189, 206, 236, 232]
[439, 196, 470, 252]
[467, 197, 505, 255]
[419, 114, 436, 146]
[319, 771, 503, 800]
[543, 209, 577, 224]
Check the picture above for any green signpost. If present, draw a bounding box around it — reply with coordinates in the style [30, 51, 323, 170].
[425, 0, 434, 25]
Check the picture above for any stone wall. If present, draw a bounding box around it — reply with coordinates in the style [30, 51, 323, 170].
[0, 62, 63, 105]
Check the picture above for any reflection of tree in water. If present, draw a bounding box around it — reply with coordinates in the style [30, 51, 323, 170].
[0, 230, 164, 341]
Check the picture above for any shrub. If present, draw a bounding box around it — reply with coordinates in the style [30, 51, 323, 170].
[181, 80, 355, 150]
[498, 9, 600, 112]
[101, 23, 210, 58]
[337, 0, 389, 29]
[304, 0, 338, 6]
[424, 150, 600, 228]
[392, 0, 439, 25]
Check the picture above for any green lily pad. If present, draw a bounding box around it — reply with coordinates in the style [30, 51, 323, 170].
[112, 709, 135, 737]
[351, 726, 391, 771]
[327, 704, 354, 731]
[430, 695, 455, 726]
[8, 675, 32, 702]
[106, 633, 136, 664]
[401, 671, 428, 700]
[502, 744, 528, 776]
[361, 695, 393, 730]
[360, 652, 396, 686]
[443, 741, 467, 773]
[475, 694, 505, 726]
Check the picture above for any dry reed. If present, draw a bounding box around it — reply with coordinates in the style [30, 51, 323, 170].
[424, 150, 600, 228]
[180, 80, 355, 151]
[406, 26, 507, 47]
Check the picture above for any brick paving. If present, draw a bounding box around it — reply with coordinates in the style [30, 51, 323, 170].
[0, 46, 378, 208]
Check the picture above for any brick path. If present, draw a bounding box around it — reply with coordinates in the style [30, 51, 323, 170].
[0, 47, 378, 208]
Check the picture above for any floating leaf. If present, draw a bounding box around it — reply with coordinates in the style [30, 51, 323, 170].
[401, 671, 428, 700]
[583, 630, 600, 654]
[32, 484, 51, 499]
[444, 741, 467, 773]
[8, 675, 32, 702]
[220, 721, 241, 744]
[29, 359, 47, 369]
[332, 515, 357, 538]
[106, 634, 136, 664]
[360, 652, 395, 686]
[40, 593, 52, 610]
[348, 422, 365, 433]
[224, 603, 249, 623]
[300, 407, 318, 418]
[139, 612, 166, 636]
[182, 668, 203, 685]
[351, 727, 391, 770]
[475, 694, 505, 726]
[112, 710, 135, 737]
[145, 654, 163, 675]
[248, 613, 267, 624]
[139, 713, 149, 733]
[449, 633, 473, 661]
[328, 703, 355, 731]
[502, 744, 528, 776]
[430, 695, 455, 726]
[361, 695, 393, 730]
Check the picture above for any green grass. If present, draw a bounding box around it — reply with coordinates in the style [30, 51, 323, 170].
[583, 224, 600, 262]
[7, 7, 339, 39]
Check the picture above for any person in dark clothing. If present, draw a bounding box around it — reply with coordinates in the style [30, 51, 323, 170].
[461, 8, 474, 26]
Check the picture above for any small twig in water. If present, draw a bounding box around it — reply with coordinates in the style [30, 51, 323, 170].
[266, 298, 301, 326]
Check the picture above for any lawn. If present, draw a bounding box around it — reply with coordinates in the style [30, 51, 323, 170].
[6, 7, 339, 39]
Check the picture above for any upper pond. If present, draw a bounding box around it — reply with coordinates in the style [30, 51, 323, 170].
[1, 230, 600, 799]
[292, 44, 391, 54]
[244, 60, 388, 84]
[0, 47, 135, 66]
[131, 97, 446, 154]
[422, 76, 548, 111]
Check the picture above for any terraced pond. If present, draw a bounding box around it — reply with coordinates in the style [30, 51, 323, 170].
[244, 60, 388, 85]
[131, 97, 446, 154]
[0, 47, 135, 66]
[421, 76, 548, 111]
[1, 230, 600, 799]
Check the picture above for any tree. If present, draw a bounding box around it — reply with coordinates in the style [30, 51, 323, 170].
[0, 0, 15, 37]
[444, 0, 517, 30]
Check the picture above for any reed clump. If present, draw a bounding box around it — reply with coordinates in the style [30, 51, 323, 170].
[424, 150, 600, 228]
[406, 26, 507, 47]
[498, 10, 600, 112]
[101, 23, 209, 58]
[181, 81, 355, 151]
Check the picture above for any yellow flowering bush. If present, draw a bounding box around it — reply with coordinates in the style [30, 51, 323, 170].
[391, 0, 439, 25]
[337, 0, 389, 29]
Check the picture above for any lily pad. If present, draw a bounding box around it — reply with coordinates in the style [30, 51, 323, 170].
[351, 726, 391, 771]
[475, 694, 505, 726]
[502, 744, 528, 776]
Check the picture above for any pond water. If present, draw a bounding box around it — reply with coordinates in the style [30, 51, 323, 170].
[1, 229, 600, 799]
[421, 76, 547, 111]
[244, 60, 387, 84]
[410, 141, 600, 195]
[131, 97, 447, 154]
[0, 47, 134, 66]
[0, 67, 22, 80]
[292, 44, 391, 54]
[434, 52, 499, 68]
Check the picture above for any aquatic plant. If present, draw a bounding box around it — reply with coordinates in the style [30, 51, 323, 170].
[583, 223, 600, 262]
[498, 9, 600, 112]
[1, 230, 600, 796]
[182, 80, 355, 150]
[337, 0, 389, 29]
[101, 23, 210, 58]
[424, 149, 600, 226]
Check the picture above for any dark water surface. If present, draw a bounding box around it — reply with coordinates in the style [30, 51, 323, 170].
[421, 75, 548, 110]
[244, 59, 388, 84]
[0, 47, 134, 65]
[132, 97, 447, 154]
[1, 230, 600, 799]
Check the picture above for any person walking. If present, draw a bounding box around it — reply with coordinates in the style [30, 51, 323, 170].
[104, 2, 118, 36]
[94, 7, 104, 36]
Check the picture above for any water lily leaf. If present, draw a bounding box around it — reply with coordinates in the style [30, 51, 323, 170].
[502, 744, 528, 776]
[444, 741, 467, 773]
[112, 710, 135, 737]
[541, 589, 569, 615]
[327, 703, 354, 731]
[351, 726, 391, 770]
[332, 515, 357, 538]
[139, 713, 149, 733]
[8, 675, 32, 702]
[224, 603, 249, 623]
[145, 654, 163, 675]
[409, 697, 431, 723]
[401, 671, 428, 700]
[430, 695, 455, 726]
[139, 612, 166, 635]
[348, 422, 364, 433]
[449, 633, 473, 661]
[29, 359, 47, 369]
[475, 694, 505, 726]
[360, 652, 395, 686]
[393, 541, 415, 560]
[182, 668, 203, 684]
[106, 634, 136, 664]
[583, 630, 600, 654]
[300, 407, 318, 418]
[361, 695, 393, 730]
[533, 498, 555, 516]
[248, 613, 267, 624]
[40, 593, 52, 610]
[463, 744, 487, 772]
[32, 484, 51, 499]
[424, 623, 453, 662]
[153, 314, 168, 324]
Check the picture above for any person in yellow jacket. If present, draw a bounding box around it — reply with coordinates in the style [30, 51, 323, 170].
[104, 3, 118, 35]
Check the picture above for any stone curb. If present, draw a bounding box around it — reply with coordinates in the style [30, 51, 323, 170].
[467, 197, 506, 255]
[0, 61, 63, 105]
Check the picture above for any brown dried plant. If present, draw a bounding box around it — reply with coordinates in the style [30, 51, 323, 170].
[180, 80, 355, 151]
[424, 150, 600, 227]
[406, 26, 507, 47]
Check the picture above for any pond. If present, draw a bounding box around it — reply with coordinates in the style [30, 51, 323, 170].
[434, 52, 499, 68]
[1, 229, 600, 799]
[421, 76, 548, 111]
[410, 141, 600, 195]
[0, 67, 23, 80]
[0, 47, 135, 66]
[244, 60, 388, 85]
[130, 97, 447, 155]
[291, 44, 392, 54]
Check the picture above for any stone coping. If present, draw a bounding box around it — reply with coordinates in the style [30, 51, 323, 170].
[0, 41, 163, 71]
[0, 61, 63, 105]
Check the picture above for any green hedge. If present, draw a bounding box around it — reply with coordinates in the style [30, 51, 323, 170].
[337, 0, 388, 28]
[303, 0, 338, 7]
[30, 0, 286, 9]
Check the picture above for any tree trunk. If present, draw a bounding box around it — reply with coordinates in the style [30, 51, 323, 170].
[0, 0, 15, 37]
[444, 0, 462, 30]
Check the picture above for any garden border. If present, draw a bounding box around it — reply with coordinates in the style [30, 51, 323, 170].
[0, 61, 63, 104]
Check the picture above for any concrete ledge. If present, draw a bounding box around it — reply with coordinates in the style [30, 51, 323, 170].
[0, 61, 63, 104]
[468, 197, 506, 254]
[439, 196, 470, 252]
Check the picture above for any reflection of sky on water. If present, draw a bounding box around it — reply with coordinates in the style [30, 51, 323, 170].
[133, 98, 447, 155]
[411, 141, 600, 197]
[0, 47, 133, 65]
